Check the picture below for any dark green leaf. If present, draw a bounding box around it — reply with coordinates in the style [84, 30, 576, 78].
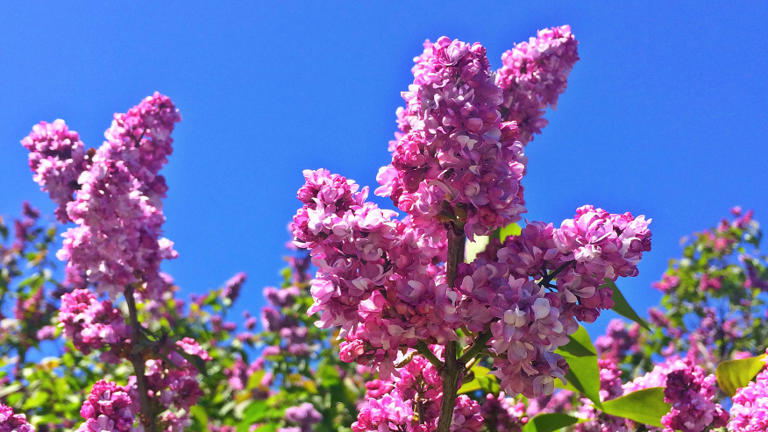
[600, 387, 670, 427]
[554, 326, 601, 406]
[522, 413, 586, 432]
[604, 280, 650, 331]
[716, 354, 767, 396]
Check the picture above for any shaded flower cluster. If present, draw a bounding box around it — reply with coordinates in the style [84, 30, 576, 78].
[661, 364, 728, 432]
[59, 289, 130, 355]
[353, 354, 482, 432]
[0, 404, 34, 432]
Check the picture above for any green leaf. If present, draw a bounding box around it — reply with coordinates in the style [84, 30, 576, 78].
[317, 361, 341, 386]
[498, 222, 521, 242]
[190, 406, 209, 431]
[238, 400, 268, 431]
[554, 325, 601, 406]
[465, 236, 490, 263]
[604, 280, 650, 331]
[22, 390, 49, 410]
[458, 365, 499, 395]
[716, 353, 767, 396]
[522, 413, 586, 432]
[600, 387, 670, 427]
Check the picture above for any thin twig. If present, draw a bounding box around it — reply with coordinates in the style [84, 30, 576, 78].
[415, 342, 443, 369]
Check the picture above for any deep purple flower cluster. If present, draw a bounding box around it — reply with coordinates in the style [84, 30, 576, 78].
[353, 354, 482, 432]
[77, 380, 136, 432]
[0, 404, 34, 432]
[21, 119, 88, 222]
[479, 393, 528, 432]
[496, 25, 579, 145]
[59, 289, 131, 355]
[661, 364, 728, 432]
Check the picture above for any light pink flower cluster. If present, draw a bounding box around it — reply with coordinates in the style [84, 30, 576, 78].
[52, 93, 180, 298]
[21, 119, 88, 222]
[377, 36, 529, 238]
[291, 169, 454, 374]
[59, 289, 130, 355]
[661, 364, 728, 432]
[0, 404, 34, 432]
[77, 380, 136, 432]
[353, 354, 482, 432]
[496, 25, 579, 145]
[729, 366, 768, 432]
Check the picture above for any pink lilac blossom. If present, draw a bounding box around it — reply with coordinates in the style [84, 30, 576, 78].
[729, 367, 768, 431]
[56, 93, 180, 299]
[77, 380, 136, 432]
[479, 393, 527, 432]
[661, 365, 728, 432]
[376, 36, 527, 238]
[222, 272, 247, 303]
[352, 354, 481, 432]
[291, 169, 456, 374]
[59, 289, 130, 355]
[0, 404, 34, 432]
[21, 119, 89, 222]
[594, 319, 640, 361]
[495, 25, 579, 145]
[283, 403, 322, 432]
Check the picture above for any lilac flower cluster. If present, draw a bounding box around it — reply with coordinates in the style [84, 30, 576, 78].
[594, 319, 640, 361]
[59, 289, 130, 355]
[280, 403, 322, 432]
[21, 93, 181, 299]
[729, 366, 768, 431]
[496, 25, 579, 145]
[479, 393, 528, 432]
[21, 119, 88, 222]
[353, 354, 482, 432]
[457, 206, 651, 396]
[0, 404, 34, 432]
[77, 380, 136, 432]
[661, 364, 728, 432]
[376, 36, 527, 238]
[291, 169, 453, 374]
[573, 358, 628, 432]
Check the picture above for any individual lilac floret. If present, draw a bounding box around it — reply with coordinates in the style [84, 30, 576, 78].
[729, 365, 768, 431]
[377, 36, 527, 239]
[496, 25, 579, 145]
[77, 380, 136, 432]
[0, 404, 35, 432]
[21, 119, 89, 222]
[283, 403, 322, 432]
[59, 289, 130, 355]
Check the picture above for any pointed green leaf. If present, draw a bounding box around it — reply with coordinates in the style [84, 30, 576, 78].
[499, 222, 522, 242]
[604, 279, 650, 331]
[600, 387, 670, 427]
[459, 365, 499, 395]
[522, 413, 587, 432]
[716, 353, 767, 396]
[554, 326, 601, 406]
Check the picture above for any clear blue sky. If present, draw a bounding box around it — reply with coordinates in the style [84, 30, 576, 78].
[1, 2, 766, 338]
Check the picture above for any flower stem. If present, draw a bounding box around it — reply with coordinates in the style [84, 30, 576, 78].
[124, 285, 157, 432]
[436, 223, 466, 432]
